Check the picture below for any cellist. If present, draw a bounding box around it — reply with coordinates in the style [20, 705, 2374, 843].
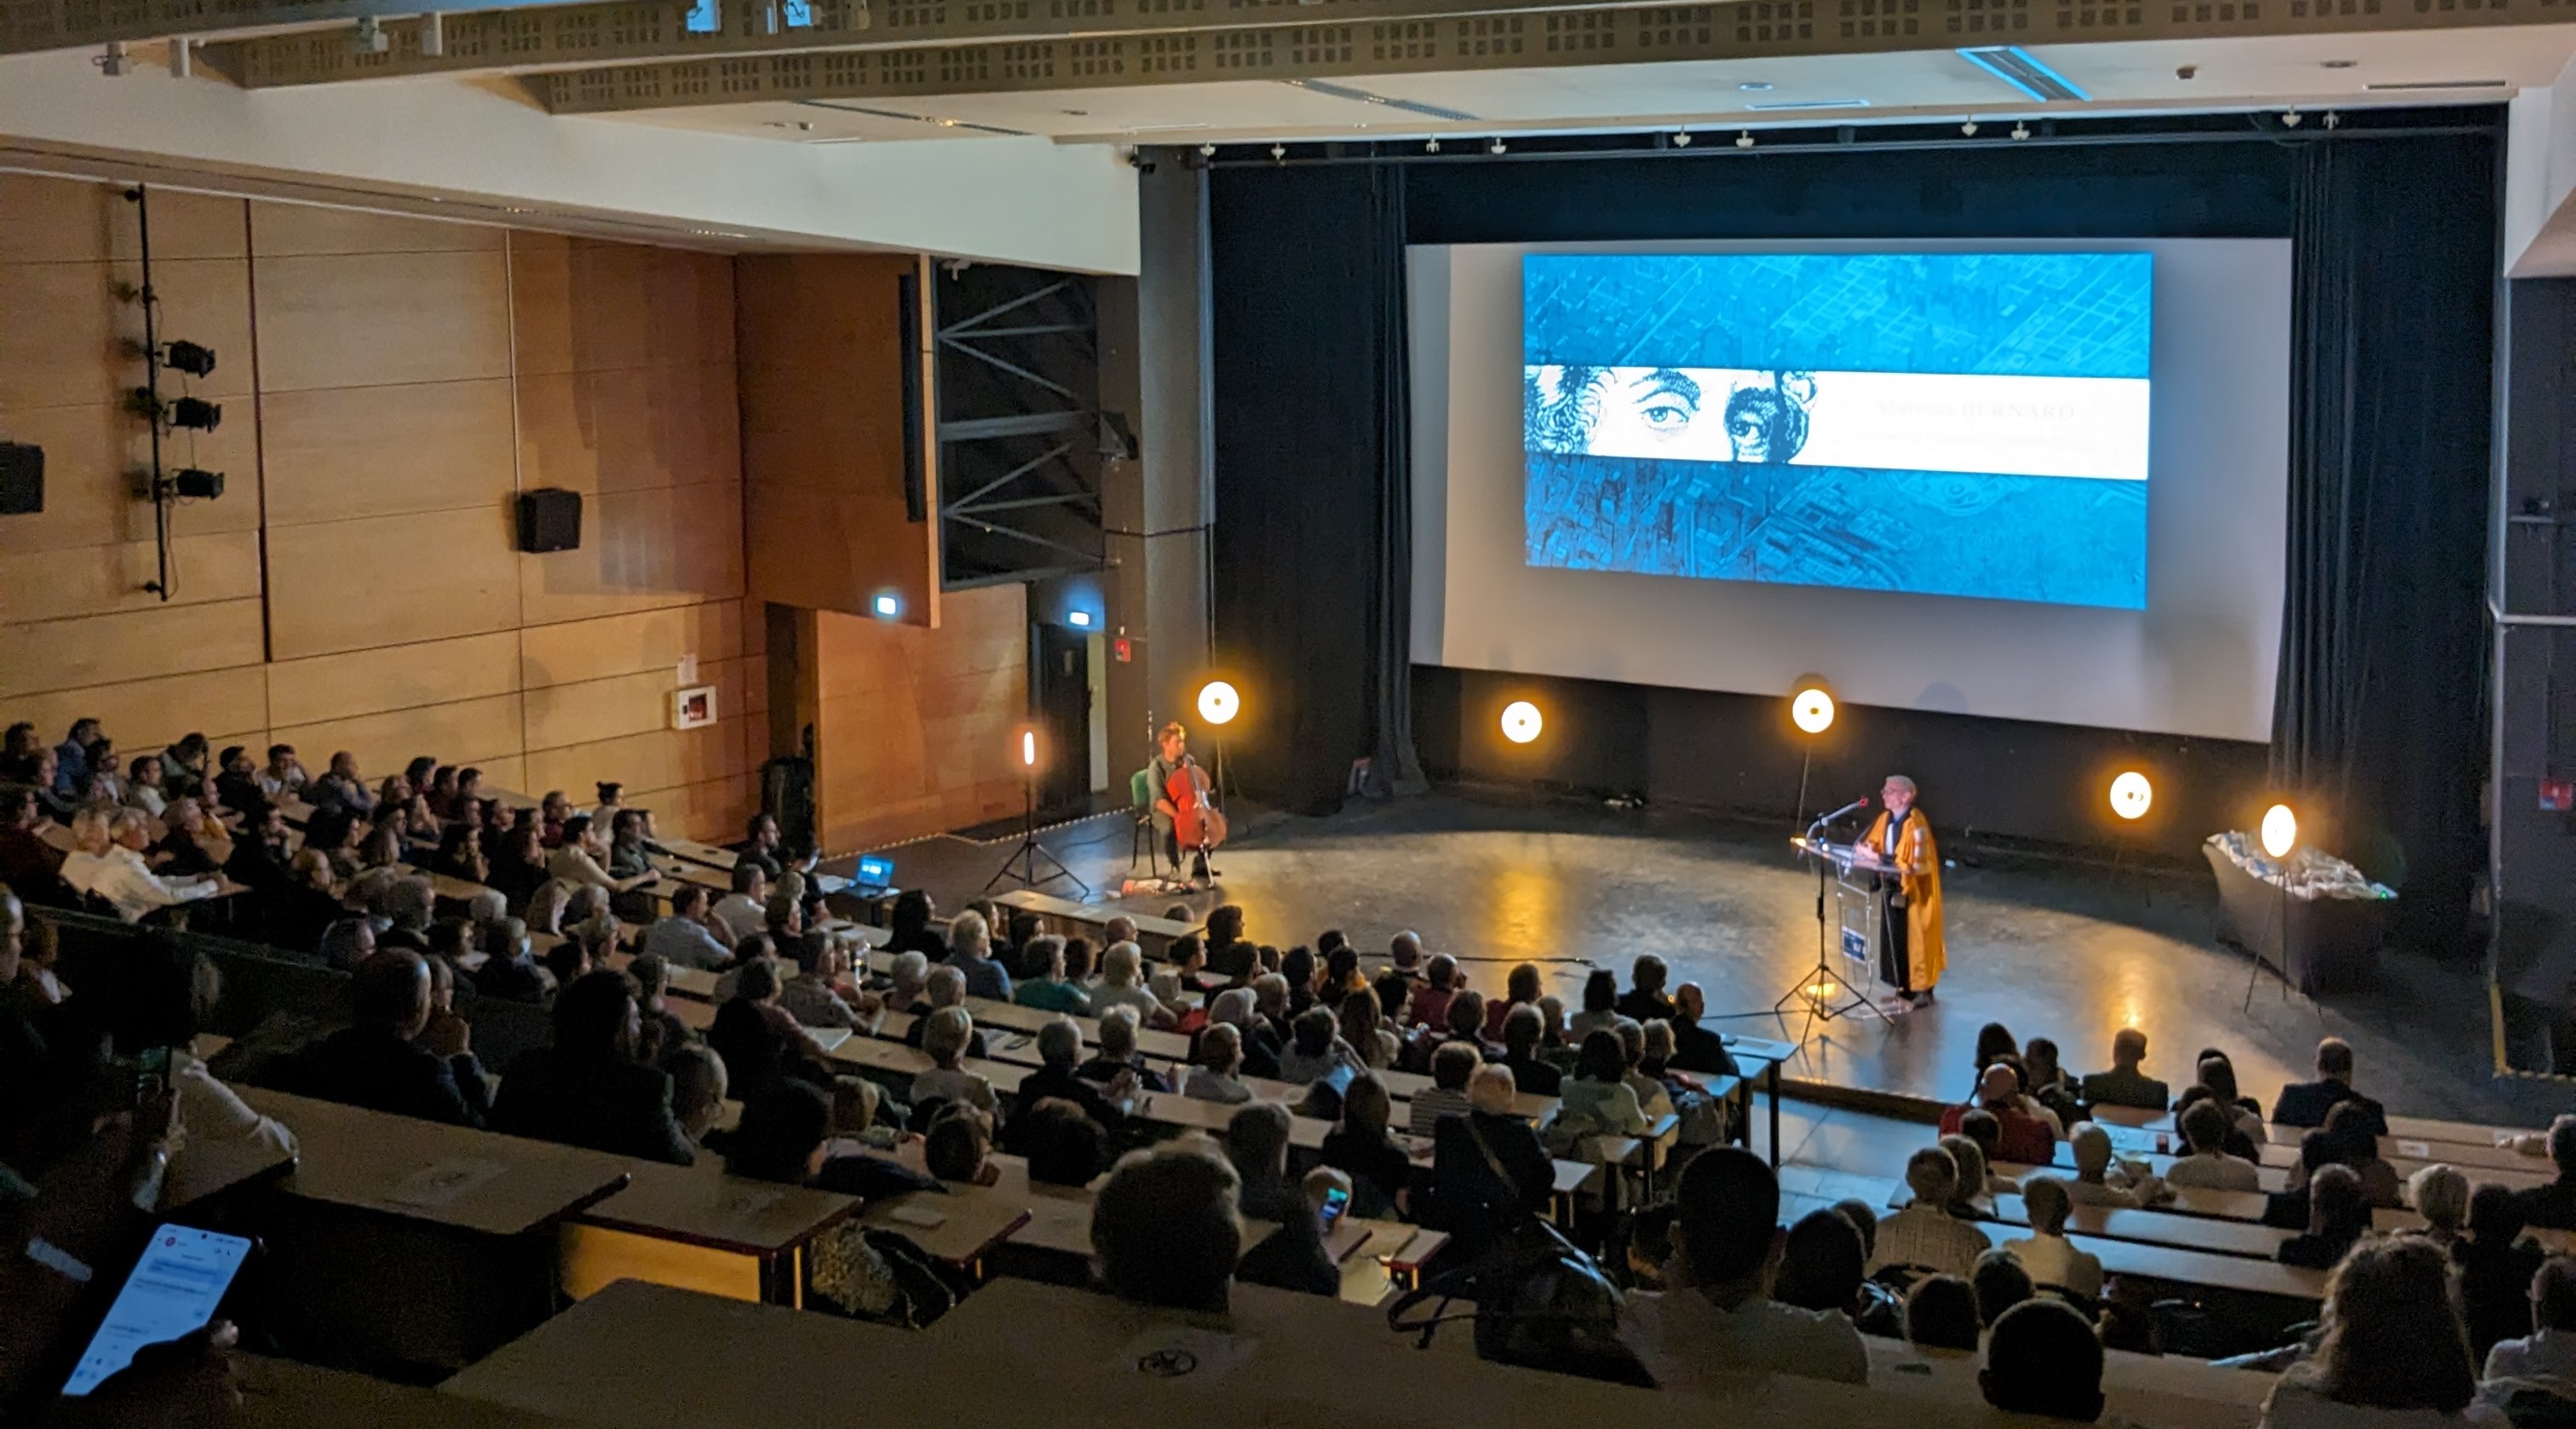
[1147, 721, 1213, 884]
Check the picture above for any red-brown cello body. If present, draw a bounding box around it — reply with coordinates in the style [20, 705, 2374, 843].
[1167, 758, 1229, 854]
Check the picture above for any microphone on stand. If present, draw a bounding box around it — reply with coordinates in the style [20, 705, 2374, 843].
[1814, 795, 1872, 827]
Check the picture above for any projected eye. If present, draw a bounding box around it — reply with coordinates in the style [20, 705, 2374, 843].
[1641, 399, 1693, 433]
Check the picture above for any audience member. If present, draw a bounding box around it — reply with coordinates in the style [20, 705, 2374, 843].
[1088, 941, 1165, 1027]
[1501, 1003, 1563, 1095]
[2463, 1182, 2551, 1363]
[59, 807, 217, 922]
[2322, 1099, 2405, 1208]
[1872, 1146, 1992, 1281]
[1552, 1028, 1651, 1154]
[1078, 1005, 1170, 1093]
[2272, 1036, 2389, 1134]
[1941, 1133, 1998, 1212]
[925, 1102, 998, 1185]
[1984, 1299, 2108, 1421]
[548, 814, 656, 900]
[1321, 1071, 1413, 1218]
[2519, 1116, 2576, 1231]
[1090, 1137, 1242, 1316]
[1010, 1015, 1129, 1139]
[2478, 1255, 2576, 1411]
[1184, 1022, 1255, 1105]
[1204, 904, 1254, 981]
[472, 919, 550, 1003]
[780, 932, 867, 1030]
[1409, 1041, 1481, 1136]
[1620, 1147, 1869, 1388]
[885, 888, 946, 961]
[273, 950, 489, 1126]
[2260, 1237, 2474, 1427]
[1972, 1248, 2037, 1325]
[1667, 983, 1740, 1076]
[2408, 1165, 2472, 1250]
[1206, 988, 1279, 1078]
[1906, 1275, 1984, 1352]
[1011, 935, 1091, 1014]
[1227, 1100, 1339, 1297]
[1429, 1065, 1553, 1260]
[1019, 1095, 1113, 1187]
[1570, 969, 1624, 1041]
[900, 966, 991, 1058]
[1941, 1063, 2056, 1165]
[667, 1043, 728, 1145]
[2165, 1099, 2265, 1191]
[1618, 953, 1676, 1024]
[2005, 1175, 2105, 1303]
[2080, 1029, 2171, 1111]
[1773, 1207, 1869, 1319]
[708, 957, 831, 1101]
[491, 970, 694, 1164]
[912, 1005, 999, 1117]
[941, 910, 1013, 1001]
[2276, 1165, 2372, 1269]
[1410, 953, 1460, 1030]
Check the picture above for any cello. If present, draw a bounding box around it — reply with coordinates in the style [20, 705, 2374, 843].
[1166, 755, 1228, 865]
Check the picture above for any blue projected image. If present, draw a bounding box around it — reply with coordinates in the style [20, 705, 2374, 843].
[1522, 252, 2153, 609]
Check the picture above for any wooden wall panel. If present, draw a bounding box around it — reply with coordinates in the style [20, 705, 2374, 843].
[252, 250, 511, 393]
[269, 692, 524, 781]
[0, 401, 263, 556]
[522, 659, 746, 755]
[512, 238, 735, 377]
[9, 666, 269, 757]
[264, 630, 523, 730]
[809, 583, 1027, 852]
[520, 601, 743, 691]
[516, 481, 743, 628]
[0, 257, 256, 412]
[624, 775, 761, 848]
[0, 179, 246, 265]
[267, 507, 523, 658]
[522, 724, 749, 806]
[246, 206, 502, 258]
[0, 597, 266, 701]
[0, 532, 261, 625]
[261, 378, 516, 525]
[516, 363, 739, 496]
[735, 253, 930, 623]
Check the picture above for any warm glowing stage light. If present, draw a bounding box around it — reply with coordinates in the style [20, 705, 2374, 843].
[1804, 978, 1840, 1001]
[1197, 680, 1240, 726]
[2109, 771, 2153, 821]
[1020, 730, 1038, 768]
[2260, 803, 2297, 859]
[1791, 686, 1836, 736]
[1500, 700, 1544, 745]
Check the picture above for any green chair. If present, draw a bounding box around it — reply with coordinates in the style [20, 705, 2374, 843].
[1129, 767, 1162, 875]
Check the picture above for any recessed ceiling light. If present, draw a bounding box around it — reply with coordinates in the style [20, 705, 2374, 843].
[1739, 81, 1774, 91]
[2320, 58, 2357, 68]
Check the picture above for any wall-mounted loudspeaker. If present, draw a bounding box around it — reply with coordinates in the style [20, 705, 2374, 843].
[0, 443, 41, 516]
[515, 487, 583, 553]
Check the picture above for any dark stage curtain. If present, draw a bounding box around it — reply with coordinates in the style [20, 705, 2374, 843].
[2271, 137, 2498, 952]
[1209, 163, 1420, 814]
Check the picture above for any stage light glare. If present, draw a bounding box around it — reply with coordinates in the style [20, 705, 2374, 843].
[1021, 730, 1038, 768]
[1197, 680, 1240, 727]
[1790, 687, 1836, 736]
[1500, 700, 1544, 745]
[2109, 770, 2153, 821]
[871, 592, 901, 619]
[1067, 609, 1094, 628]
[2260, 803, 2297, 859]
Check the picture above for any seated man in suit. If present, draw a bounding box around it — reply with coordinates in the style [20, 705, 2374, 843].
[272, 950, 490, 1127]
[2270, 1036, 2388, 1134]
[491, 969, 696, 1165]
[2078, 1028, 2169, 1112]
[2516, 1116, 2576, 1232]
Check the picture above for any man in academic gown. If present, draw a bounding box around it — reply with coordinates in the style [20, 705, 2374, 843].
[1857, 774, 1945, 1009]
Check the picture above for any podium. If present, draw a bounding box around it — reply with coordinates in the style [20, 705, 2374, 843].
[1777, 834, 1893, 1028]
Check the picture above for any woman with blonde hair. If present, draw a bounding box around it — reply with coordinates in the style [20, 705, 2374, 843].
[2407, 1164, 2472, 1248]
[911, 1006, 998, 1118]
[1088, 941, 1170, 1027]
[1337, 988, 1399, 1070]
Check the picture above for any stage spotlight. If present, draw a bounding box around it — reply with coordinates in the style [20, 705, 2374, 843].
[1673, 129, 1693, 147]
[1197, 680, 1240, 727]
[1735, 130, 1756, 149]
[163, 341, 216, 379]
[1269, 143, 1286, 162]
[2260, 803, 2298, 859]
[1425, 137, 1440, 153]
[2281, 108, 2303, 129]
[871, 592, 901, 619]
[1488, 137, 1507, 155]
[1500, 700, 1544, 745]
[1960, 118, 1979, 136]
[2108, 770, 2153, 821]
[2010, 121, 2031, 141]
[1199, 142, 1216, 158]
[168, 397, 221, 433]
[1789, 681, 1836, 736]
[1020, 728, 1039, 769]
[167, 468, 224, 501]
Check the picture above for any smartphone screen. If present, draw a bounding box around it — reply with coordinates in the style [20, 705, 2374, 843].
[62, 1225, 252, 1396]
[1320, 1185, 1350, 1228]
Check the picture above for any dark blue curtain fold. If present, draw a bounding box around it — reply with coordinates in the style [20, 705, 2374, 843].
[2271, 137, 2498, 951]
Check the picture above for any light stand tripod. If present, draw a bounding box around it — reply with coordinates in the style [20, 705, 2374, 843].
[984, 766, 1087, 896]
[1772, 810, 1890, 1034]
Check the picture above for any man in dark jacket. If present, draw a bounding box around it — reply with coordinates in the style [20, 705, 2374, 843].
[273, 950, 491, 1127]
[1007, 1016, 1129, 1151]
[1226, 1102, 1339, 1298]
[1429, 1064, 1555, 1261]
[491, 970, 695, 1166]
[1668, 984, 1742, 1078]
[2269, 1036, 2387, 1134]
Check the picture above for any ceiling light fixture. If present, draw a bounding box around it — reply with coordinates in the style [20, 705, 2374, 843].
[1735, 129, 1755, 148]
[1739, 81, 1773, 91]
[1960, 118, 1979, 135]
[1425, 137, 1440, 152]
[1488, 136, 1506, 154]
[1269, 142, 1285, 161]
[1672, 129, 1692, 146]
[1199, 142, 1216, 157]
[2281, 108, 2303, 127]
[2010, 120, 2031, 141]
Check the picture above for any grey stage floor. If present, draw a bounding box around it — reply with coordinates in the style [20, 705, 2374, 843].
[842, 790, 2565, 1129]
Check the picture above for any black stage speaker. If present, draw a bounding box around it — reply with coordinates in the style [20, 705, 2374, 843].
[0, 442, 41, 515]
[515, 487, 583, 553]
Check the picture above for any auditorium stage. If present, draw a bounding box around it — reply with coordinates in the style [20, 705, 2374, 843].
[848, 791, 2556, 1129]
